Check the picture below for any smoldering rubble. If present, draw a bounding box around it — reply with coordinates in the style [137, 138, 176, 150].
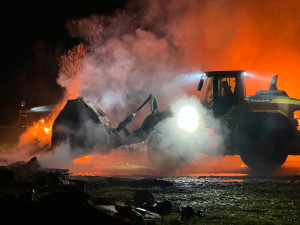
[0, 157, 184, 225]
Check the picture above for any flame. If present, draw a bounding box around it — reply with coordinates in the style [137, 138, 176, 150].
[18, 104, 61, 151]
[31, 118, 53, 144]
[17, 44, 85, 154]
[44, 127, 51, 134]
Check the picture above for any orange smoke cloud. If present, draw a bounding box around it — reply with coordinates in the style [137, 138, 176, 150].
[172, 0, 300, 97]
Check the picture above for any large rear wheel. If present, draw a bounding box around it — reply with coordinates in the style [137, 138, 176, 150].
[235, 113, 294, 172]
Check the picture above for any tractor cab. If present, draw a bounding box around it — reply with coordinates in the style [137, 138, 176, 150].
[197, 70, 247, 116]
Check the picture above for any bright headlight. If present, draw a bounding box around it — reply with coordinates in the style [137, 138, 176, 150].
[177, 105, 199, 132]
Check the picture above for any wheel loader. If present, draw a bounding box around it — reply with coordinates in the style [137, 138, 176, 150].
[201, 71, 300, 171]
[148, 70, 300, 172]
[51, 70, 300, 172]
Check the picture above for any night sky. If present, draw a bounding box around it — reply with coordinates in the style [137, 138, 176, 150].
[0, 0, 127, 125]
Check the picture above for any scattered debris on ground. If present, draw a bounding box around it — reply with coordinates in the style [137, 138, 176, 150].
[0, 157, 173, 225]
[1, 157, 299, 225]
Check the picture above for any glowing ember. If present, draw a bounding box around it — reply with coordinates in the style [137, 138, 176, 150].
[44, 127, 51, 134]
[18, 116, 54, 150]
[58, 43, 86, 99]
[33, 118, 53, 140]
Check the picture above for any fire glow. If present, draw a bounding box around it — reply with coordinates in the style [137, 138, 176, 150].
[33, 119, 52, 135]
[18, 115, 54, 150]
[13, 0, 300, 177]
[31, 118, 53, 144]
[17, 44, 85, 153]
[70, 152, 300, 177]
[73, 155, 92, 164]
[70, 151, 151, 176]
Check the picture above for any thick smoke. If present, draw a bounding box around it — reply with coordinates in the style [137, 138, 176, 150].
[71, 31, 192, 127]
[64, 1, 200, 129]
[147, 95, 227, 172]
[46, 1, 205, 170]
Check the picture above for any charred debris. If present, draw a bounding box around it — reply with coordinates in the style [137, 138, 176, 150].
[0, 157, 198, 225]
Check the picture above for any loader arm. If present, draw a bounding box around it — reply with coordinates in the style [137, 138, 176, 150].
[115, 94, 173, 145]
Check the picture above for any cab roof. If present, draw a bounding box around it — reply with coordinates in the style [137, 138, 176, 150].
[204, 70, 246, 77]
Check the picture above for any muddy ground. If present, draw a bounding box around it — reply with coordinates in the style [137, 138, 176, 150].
[1, 139, 300, 224]
[72, 173, 300, 225]
[0, 154, 299, 224]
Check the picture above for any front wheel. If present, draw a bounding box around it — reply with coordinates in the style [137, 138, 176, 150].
[234, 113, 293, 172]
[147, 130, 194, 172]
